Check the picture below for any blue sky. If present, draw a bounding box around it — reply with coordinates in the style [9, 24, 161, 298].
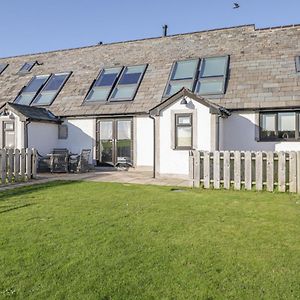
[0, 0, 299, 58]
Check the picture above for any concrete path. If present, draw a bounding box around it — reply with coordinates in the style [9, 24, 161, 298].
[0, 169, 192, 191]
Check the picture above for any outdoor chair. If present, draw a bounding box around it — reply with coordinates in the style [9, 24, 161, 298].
[68, 149, 91, 173]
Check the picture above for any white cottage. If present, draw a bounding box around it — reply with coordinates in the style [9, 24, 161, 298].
[1, 24, 300, 177]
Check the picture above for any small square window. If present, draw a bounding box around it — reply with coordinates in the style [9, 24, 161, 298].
[58, 124, 68, 139]
[18, 61, 37, 74]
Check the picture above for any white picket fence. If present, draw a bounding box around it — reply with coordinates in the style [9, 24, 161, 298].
[0, 148, 38, 185]
[189, 150, 300, 193]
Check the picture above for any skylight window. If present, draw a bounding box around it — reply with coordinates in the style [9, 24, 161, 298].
[14, 75, 50, 105]
[18, 61, 37, 74]
[0, 63, 8, 75]
[32, 73, 71, 106]
[14, 72, 71, 106]
[195, 56, 229, 95]
[110, 65, 147, 101]
[163, 56, 229, 98]
[164, 59, 199, 97]
[85, 67, 122, 102]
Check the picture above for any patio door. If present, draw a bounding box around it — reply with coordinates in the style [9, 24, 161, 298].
[97, 118, 133, 166]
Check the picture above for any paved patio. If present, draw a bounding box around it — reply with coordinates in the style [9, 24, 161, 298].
[0, 169, 192, 192]
[39, 169, 192, 187]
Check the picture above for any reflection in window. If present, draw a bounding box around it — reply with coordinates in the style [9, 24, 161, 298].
[32, 73, 70, 106]
[86, 67, 122, 102]
[110, 65, 147, 101]
[260, 112, 297, 141]
[164, 60, 198, 97]
[195, 56, 228, 95]
[0, 63, 8, 75]
[18, 61, 36, 74]
[14, 75, 49, 105]
[175, 114, 193, 149]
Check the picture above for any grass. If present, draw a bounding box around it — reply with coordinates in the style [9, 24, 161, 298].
[0, 181, 300, 299]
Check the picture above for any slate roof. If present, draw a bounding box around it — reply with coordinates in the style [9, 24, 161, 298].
[2, 103, 60, 123]
[1, 24, 300, 117]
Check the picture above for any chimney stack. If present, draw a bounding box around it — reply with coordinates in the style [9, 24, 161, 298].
[162, 24, 168, 37]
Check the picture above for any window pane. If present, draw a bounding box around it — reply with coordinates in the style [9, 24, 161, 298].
[262, 114, 276, 131]
[117, 120, 131, 140]
[200, 57, 227, 77]
[196, 79, 224, 95]
[177, 127, 192, 148]
[0, 63, 8, 75]
[24, 76, 49, 93]
[171, 60, 198, 80]
[4, 123, 14, 130]
[111, 85, 136, 100]
[119, 66, 145, 85]
[166, 80, 194, 96]
[278, 113, 295, 131]
[101, 121, 113, 140]
[19, 62, 35, 73]
[14, 93, 36, 105]
[4, 132, 15, 148]
[177, 115, 191, 125]
[278, 112, 295, 139]
[33, 92, 55, 105]
[95, 68, 121, 87]
[43, 74, 68, 91]
[86, 87, 111, 101]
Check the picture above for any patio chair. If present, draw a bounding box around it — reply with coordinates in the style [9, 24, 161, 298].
[68, 149, 91, 173]
[37, 152, 51, 173]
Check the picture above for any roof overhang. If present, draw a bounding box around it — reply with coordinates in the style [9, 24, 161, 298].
[0, 102, 61, 124]
[149, 88, 231, 117]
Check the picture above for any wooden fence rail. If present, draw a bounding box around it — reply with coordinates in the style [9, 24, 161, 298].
[189, 150, 300, 193]
[0, 148, 37, 185]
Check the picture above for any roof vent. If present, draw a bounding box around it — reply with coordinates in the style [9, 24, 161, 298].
[162, 24, 168, 37]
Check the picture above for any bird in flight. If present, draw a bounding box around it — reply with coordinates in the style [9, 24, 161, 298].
[233, 2, 240, 9]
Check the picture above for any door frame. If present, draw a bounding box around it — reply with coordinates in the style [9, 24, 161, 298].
[96, 117, 134, 166]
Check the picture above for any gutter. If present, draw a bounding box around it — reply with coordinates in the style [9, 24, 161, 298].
[149, 115, 156, 178]
[24, 120, 31, 148]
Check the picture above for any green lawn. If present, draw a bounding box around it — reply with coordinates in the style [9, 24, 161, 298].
[1, 181, 300, 299]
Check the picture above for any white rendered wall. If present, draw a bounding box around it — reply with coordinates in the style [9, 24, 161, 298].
[135, 116, 154, 167]
[28, 122, 58, 155]
[57, 118, 96, 163]
[220, 112, 300, 151]
[159, 97, 212, 176]
[0, 112, 25, 149]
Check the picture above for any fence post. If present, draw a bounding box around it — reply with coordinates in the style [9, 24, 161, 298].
[32, 148, 38, 179]
[244, 151, 252, 190]
[297, 152, 300, 194]
[289, 151, 297, 193]
[266, 151, 274, 192]
[223, 151, 230, 189]
[0, 149, 6, 184]
[20, 149, 26, 180]
[278, 152, 286, 192]
[234, 151, 241, 190]
[26, 148, 32, 180]
[255, 152, 263, 191]
[203, 151, 210, 189]
[213, 151, 220, 189]
[7, 149, 13, 183]
[14, 149, 20, 182]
